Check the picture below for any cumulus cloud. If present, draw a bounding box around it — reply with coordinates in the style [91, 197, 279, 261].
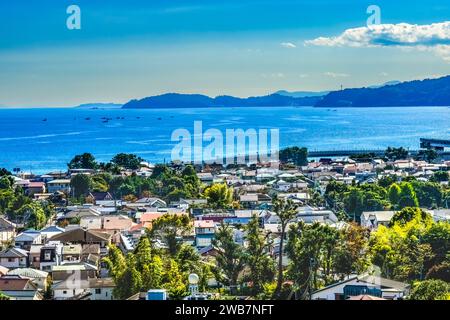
[324, 72, 349, 78]
[281, 42, 297, 48]
[305, 21, 450, 61]
[261, 73, 285, 79]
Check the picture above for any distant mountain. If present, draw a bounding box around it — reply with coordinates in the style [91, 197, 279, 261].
[275, 90, 329, 98]
[315, 76, 450, 107]
[368, 80, 402, 89]
[122, 93, 321, 109]
[75, 103, 123, 109]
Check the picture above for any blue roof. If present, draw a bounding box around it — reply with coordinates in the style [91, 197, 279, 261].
[41, 225, 65, 233]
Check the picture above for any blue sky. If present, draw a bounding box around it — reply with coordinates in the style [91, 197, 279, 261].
[1, 0, 450, 107]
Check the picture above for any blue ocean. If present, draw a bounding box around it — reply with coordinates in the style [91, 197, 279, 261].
[0, 106, 449, 173]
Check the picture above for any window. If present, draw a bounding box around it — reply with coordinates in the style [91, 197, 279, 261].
[63, 290, 67, 294]
[95, 289, 101, 294]
[44, 251, 51, 260]
[8, 258, 14, 262]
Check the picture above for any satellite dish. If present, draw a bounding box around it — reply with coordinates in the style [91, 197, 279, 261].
[188, 273, 199, 285]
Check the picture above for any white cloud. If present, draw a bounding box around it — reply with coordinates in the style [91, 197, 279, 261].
[281, 42, 297, 48]
[324, 72, 350, 78]
[305, 21, 450, 61]
[299, 74, 309, 78]
[261, 73, 285, 79]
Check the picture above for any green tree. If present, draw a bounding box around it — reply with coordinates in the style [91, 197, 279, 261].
[279, 147, 308, 166]
[426, 261, 450, 282]
[398, 183, 419, 209]
[70, 174, 92, 198]
[333, 223, 371, 280]
[212, 223, 245, 292]
[422, 222, 450, 268]
[68, 153, 98, 169]
[244, 215, 275, 296]
[149, 214, 192, 257]
[430, 171, 449, 183]
[0, 291, 10, 300]
[390, 207, 432, 227]
[134, 237, 152, 272]
[0, 176, 12, 190]
[111, 153, 143, 170]
[114, 253, 143, 299]
[385, 147, 409, 161]
[203, 183, 233, 209]
[142, 255, 164, 290]
[103, 244, 127, 281]
[388, 183, 402, 206]
[17, 202, 47, 229]
[272, 198, 298, 298]
[411, 181, 443, 208]
[409, 280, 450, 300]
[162, 259, 188, 300]
[416, 149, 438, 163]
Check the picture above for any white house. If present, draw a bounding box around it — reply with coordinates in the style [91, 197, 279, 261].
[311, 275, 410, 300]
[0, 217, 16, 246]
[360, 211, 395, 230]
[52, 277, 115, 300]
[7, 268, 49, 290]
[40, 225, 65, 241]
[88, 278, 115, 300]
[47, 179, 71, 193]
[0, 247, 29, 269]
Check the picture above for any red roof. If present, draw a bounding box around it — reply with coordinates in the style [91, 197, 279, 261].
[0, 277, 32, 291]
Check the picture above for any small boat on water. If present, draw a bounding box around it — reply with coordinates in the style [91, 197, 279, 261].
[157, 117, 162, 120]
[42, 118, 47, 122]
[85, 117, 91, 120]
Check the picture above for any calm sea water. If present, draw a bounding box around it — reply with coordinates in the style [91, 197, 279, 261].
[0, 106, 449, 174]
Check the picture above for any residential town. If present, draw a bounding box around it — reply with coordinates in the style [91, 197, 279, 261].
[0, 147, 449, 301]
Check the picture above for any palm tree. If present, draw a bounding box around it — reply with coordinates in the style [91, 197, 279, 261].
[272, 198, 298, 299]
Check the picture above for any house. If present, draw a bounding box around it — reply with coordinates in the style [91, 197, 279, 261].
[178, 198, 208, 210]
[360, 211, 395, 230]
[0, 247, 29, 269]
[49, 228, 112, 249]
[88, 278, 115, 300]
[102, 215, 134, 234]
[47, 179, 71, 193]
[194, 220, 216, 248]
[29, 245, 43, 269]
[0, 217, 15, 246]
[52, 278, 89, 300]
[62, 244, 82, 262]
[0, 265, 9, 276]
[39, 225, 65, 241]
[52, 277, 115, 300]
[51, 263, 97, 282]
[135, 197, 167, 208]
[61, 206, 101, 221]
[0, 275, 43, 300]
[429, 209, 450, 223]
[240, 193, 272, 209]
[311, 275, 410, 300]
[87, 192, 113, 205]
[80, 216, 102, 230]
[197, 172, 214, 184]
[296, 206, 339, 224]
[14, 230, 43, 250]
[347, 294, 387, 300]
[23, 181, 46, 196]
[7, 268, 49, 290]
[39, 243, 63, 271]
